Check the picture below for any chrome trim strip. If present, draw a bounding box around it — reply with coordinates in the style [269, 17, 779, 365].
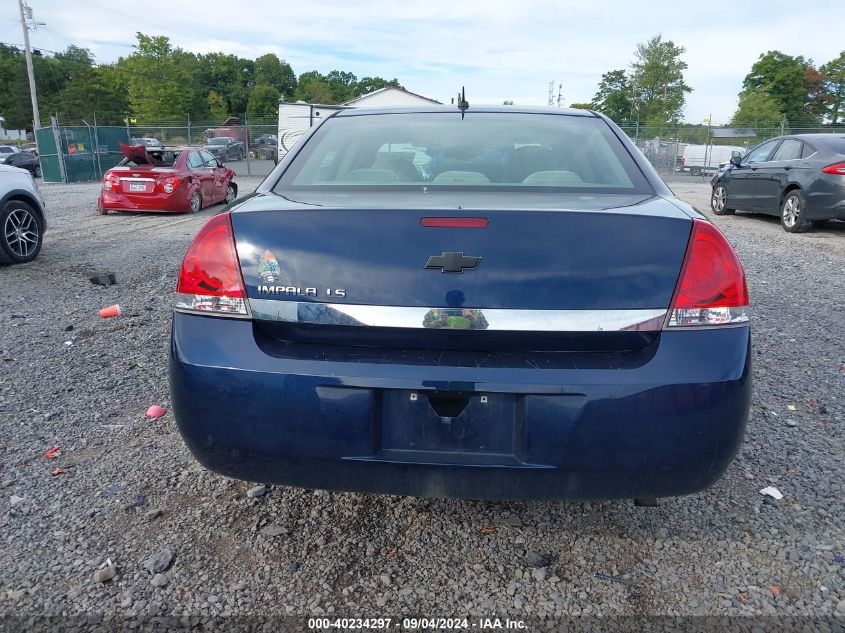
[118, 177, 155, 182]
[174, 307, 252, 320]
[663, 321, 749, 331]
[248, 299, 667, 332]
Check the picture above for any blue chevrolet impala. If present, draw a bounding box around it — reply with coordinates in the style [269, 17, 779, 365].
[169, 106, 751, 501]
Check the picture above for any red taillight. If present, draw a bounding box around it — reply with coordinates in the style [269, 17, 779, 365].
[102, 173, 119, 190]
[822, 162, 845, 175]
[420, 217, 489, 228]
[666, 219, 749, 327]
[161, 176, 180, 194]
[176, 212, 248, 316]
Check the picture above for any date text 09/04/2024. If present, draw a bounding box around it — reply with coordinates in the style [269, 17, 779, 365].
[307, 617, 527, 630]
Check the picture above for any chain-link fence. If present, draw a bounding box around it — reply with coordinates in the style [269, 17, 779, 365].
[124, 116, 279, 179]
[36, 114, 845, 185]
[618, 125, 844, 183]
[36, 115, 280, 183]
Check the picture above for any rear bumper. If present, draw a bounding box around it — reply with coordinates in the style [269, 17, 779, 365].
[97, 187, 192, 213]
[807, 193, 845, 220]
[169, 313, 752, 500]
[804, 184, 845, 220]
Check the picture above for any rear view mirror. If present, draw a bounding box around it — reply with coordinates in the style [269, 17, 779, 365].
[730, 154, 742, 166]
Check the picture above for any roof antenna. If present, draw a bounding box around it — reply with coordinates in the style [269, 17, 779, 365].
[457, 86, 469, 119]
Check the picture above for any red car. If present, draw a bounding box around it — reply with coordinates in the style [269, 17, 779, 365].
[97, 144, 237, 214]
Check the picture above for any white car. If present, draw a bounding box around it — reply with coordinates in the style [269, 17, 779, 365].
[0, 164, 46, 264]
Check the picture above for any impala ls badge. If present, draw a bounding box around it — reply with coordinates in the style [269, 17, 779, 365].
[256, 286, 346, 298]
[425, 252, 481, 274]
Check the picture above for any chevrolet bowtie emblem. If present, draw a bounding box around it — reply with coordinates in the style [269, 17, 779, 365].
[425, 252, 481, 274]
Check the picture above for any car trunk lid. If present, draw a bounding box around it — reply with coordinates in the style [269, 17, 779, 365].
[230, 192, 692, 351]
[110, 145, 179, 194]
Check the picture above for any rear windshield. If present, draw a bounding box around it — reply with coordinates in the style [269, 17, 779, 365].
[119, 150, 181, 167]
[276, 112, 651, 194]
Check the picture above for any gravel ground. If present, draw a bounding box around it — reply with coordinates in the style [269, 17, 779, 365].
[0, 179, 843, 628]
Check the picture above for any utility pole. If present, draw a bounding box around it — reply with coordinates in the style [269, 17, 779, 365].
[547, 81, 555, 107]
[17, 0, 40, 135]
[631, 79, 640, 140]
[556, 83, 563, 108]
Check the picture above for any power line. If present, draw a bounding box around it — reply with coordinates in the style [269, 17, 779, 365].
[1, 40, 240, 90]
[78, 0, 233, 49]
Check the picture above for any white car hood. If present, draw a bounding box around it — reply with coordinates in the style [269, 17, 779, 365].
[0, 163, 29, 174]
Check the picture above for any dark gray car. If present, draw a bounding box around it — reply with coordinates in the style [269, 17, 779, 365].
[1, 149, 40, 177]
[710, 134, 845, 232]
[203, 137, 243, 161]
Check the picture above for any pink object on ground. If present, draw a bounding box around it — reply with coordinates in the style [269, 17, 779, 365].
[98, 304, 122, 318]
[145, 405, 167, 419]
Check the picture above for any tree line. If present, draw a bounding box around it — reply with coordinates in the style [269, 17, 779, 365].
[0, 32, 402, 130]
[568, 35, 692, 127]
[3, 30, 843, 133]
[571, 34, 845, 131]
[731, 51, 844, 129]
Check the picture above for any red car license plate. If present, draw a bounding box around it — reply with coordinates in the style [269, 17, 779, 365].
[129, 182, 146, 192]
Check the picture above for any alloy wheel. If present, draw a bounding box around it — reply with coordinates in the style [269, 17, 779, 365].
[190, 192, 201, 213]
[225, 185, 236, 204]
[4, 207, 40, 258]
[712, 186, 726, 212]
[782, 195, 799, 229]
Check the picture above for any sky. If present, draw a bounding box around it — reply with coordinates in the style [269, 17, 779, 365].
[2, 0, 843, 124]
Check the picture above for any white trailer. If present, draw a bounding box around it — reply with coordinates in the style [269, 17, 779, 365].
[678, 144, 745, 176]
[277, 103, 343, 161]
[277, 90, 440, 163]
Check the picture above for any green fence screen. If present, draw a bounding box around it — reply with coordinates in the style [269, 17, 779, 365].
[35, 124, 130, 183]
[61, 126, 129, 183]
[34, 126, 62, 183]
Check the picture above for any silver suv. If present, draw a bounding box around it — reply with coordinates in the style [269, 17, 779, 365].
[0, 164, 46, 264]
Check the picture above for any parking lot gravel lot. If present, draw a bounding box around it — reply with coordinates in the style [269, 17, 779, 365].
[1, 177, 843, 628]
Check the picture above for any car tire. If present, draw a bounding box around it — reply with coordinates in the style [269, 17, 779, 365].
[225, 184, 236, 204]
[189, 190, 202, 214]
[34, 165, 41, 178]
[780, 190, 811, 233]
[0, 200, 43, 265]
[690, 166, 702, 177]
[711, 184, 735, 216]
